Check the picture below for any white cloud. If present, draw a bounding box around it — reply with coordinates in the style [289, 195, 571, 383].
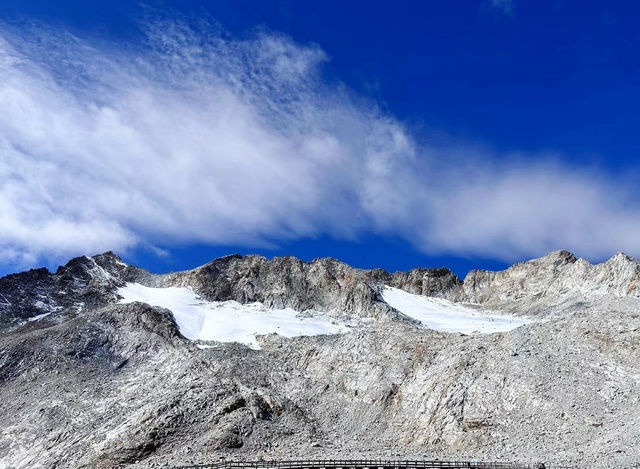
[1, 18, 640, 270]
[487, 0, 515, 16]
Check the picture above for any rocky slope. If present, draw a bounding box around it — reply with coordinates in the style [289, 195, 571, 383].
[456, 250, 640, 313]
[0, 251, 639, 468]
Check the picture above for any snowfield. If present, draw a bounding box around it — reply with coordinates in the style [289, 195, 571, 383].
[116, 283, 526, 348]
[117, 283, 346, 349]
[381, 286, 527, 334]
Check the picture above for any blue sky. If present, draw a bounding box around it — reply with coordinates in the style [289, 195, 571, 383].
[1, 0, 639, 277]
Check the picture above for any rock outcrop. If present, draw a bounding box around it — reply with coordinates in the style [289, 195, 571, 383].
[0, 252, 135, 329]
[368, 266, 462, 297]
[455, 250, 640, 313]
[153, 255, 394, 319]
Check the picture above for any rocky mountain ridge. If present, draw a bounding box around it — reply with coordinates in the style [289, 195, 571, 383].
[456, 250, 640, 313]
[1, 250, 639, 468]
[0, 252, 144, 330]
[2, 249, 638, 329]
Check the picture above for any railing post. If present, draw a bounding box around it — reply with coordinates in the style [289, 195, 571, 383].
[171, 459, 567, 469]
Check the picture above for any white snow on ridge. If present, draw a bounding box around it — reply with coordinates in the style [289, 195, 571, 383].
[381, 286, 527, 334]
[27, 312, 52, 322]
[117, 283, 346, 349]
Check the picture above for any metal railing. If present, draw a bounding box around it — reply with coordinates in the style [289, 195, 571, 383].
[176, 459, 547, 469]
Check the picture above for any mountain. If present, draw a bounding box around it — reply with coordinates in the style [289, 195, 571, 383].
[0, 251, 639, 468]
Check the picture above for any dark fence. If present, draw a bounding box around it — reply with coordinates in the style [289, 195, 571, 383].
[176, 459, 551, 469]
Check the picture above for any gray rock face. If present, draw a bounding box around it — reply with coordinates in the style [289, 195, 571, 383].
[1, 250, 640, 468]
[369, 267, 462, 297]
[151, 255, 395, 320]
[0, 252, 137, 330]
[455, 250, 640, 313]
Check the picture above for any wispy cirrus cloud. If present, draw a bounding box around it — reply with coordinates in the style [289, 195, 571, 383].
[1, 15, 640, 271]
[487, 0, 515, 16]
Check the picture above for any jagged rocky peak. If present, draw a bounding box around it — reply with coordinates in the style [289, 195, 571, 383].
[0, 251, 142, 328]
[459, 250, 640, 310]
[603, 251, 638, 269]
[367, 266, 461, 297]
[92, 250, 131, 272]
[162, 254, 463, 319]
[55, 252, 124, 283]
[3, 249, 640, 329]
[155, 254, 394, 319]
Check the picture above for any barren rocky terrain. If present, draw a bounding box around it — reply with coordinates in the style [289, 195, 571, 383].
[1, 251, 639, 468]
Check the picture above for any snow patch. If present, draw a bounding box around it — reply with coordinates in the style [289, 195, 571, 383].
[381, 286, 527, 334]
[196, 344, 217, 350]
[117, 283, 346, 349]
[27, 312, 51, 322]
[0, 293, 11, 309]
[87, 257, 114, 282]
[32, 300, 62, 313]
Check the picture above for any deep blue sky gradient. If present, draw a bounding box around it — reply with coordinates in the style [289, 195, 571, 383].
[2, 0, 638, 277]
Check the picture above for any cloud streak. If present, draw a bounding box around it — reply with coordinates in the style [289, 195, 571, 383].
[1, 17, 640, 269]
[487, 0, 515, 16]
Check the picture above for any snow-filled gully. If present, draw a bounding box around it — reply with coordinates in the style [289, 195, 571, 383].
[381, 286, 527, 334]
